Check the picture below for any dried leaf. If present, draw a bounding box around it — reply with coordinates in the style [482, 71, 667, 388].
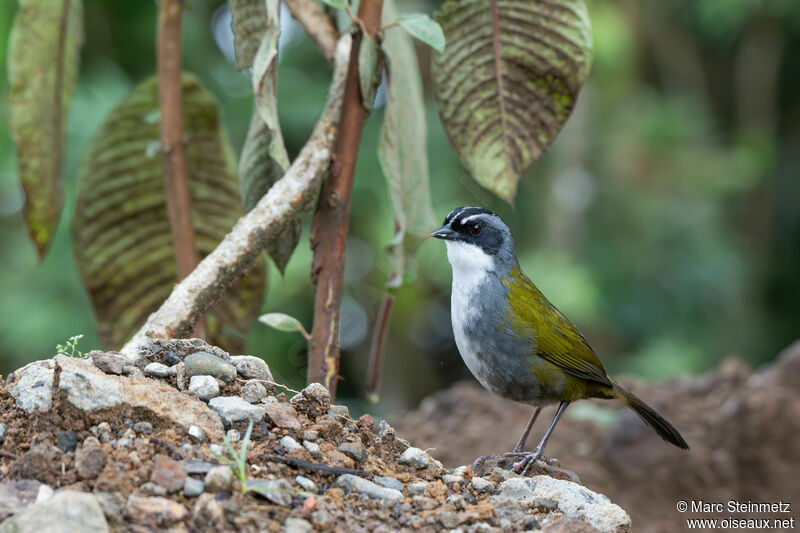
[228, 0, 267, 70]
[72, 74, 266, 352]
[8, 0, 84, 257]
[433, 0, 592, 202]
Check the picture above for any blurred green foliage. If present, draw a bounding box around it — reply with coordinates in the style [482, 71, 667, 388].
[1, 1, 799, 414]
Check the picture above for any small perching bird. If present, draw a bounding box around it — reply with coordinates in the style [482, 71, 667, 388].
[432, 206, 688, 473]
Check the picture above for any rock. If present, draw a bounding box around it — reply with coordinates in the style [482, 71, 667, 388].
[150, 454, 186, 493]
[334, 474, 403, 501]
[290, 383, 331, 418]
[9, 443, 63, 485]
[209, 396, 266, 426]
[90, 422, 113, 442]
[303, 440, 321, 457]
[8, 358, 223, 440]
[408, 482, 428, 495]
[284, 517, 313, 533]
[541, 517, 602, 532]
[226, 429, 241, 443]
[0, 490, 108, 533]
[248, 479, 293, 506]
[470, 477, 494, 493]
[133, 421, 153, 434]
[0, 423, 4, 443]
[329, 404, 350, 420]
[75, 439, 107, 480]
[302, 429, 319, 442]
[179, 460, 217, 475]
[373, 476, 404, 492]
[337, 441, 367, 462]
[116, 438, 132, 448]
[143, 362, 173, 378]
[279, 436, 303, 452]
[134, 338, 231, 367]
[295, 475, 317, 492]
[184, 352, 237, 384]
[442, 474, 463, 486]
[242, 380, 268, 403]
[204, 465, 234, 493]
[263, 402, 302, 430]
[125, 495, 188, 526]
[89, 351, 127, 375]
[188, 375, 220, 401]
[398, 447, 429, 468]
[183, 477, 205, 498]
[230, 355, 273, 381]
[0, 480, 45, 521]
[55, 430, 78, 452]
[494, 476, 630, 533]
[188, 425, 206, 442]
[138, 482, 168, 496]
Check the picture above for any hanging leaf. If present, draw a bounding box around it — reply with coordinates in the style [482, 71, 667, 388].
[397, 13, 445, 53]
[8, 0, 84, 257]
[228, 0, 267, 70]
[259, 313, 309, 338]
[358, 32, 380, 112]
[433, 0, 592, 202]
[72, 74, 266, 352]
[379, 0, 436, 288]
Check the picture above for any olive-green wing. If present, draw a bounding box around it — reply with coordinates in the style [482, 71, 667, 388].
[504, 266, 612, 387]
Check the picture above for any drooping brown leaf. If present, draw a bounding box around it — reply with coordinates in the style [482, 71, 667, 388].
[228, 0, 267, 70]
[72, 74, 266, 352]
[8, 0, 84, 257]
[433, 0, 592, 202]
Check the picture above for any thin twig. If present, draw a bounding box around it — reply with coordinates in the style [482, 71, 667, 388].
[259, 454, 366, 476]
[307, 0, 384, 399]
[365, 292, 393, 402]
[283, 0, 338, 64]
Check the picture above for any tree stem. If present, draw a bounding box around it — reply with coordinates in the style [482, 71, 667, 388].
[365, 292, 393, 402]
[307, 0, 383, 397]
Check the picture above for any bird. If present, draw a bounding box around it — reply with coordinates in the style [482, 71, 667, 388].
[431, 206, 688, 473]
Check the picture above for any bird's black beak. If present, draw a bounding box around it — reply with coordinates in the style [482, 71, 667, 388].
[430, 227, 457, 240]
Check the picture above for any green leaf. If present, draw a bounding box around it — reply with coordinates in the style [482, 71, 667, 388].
[358, 32, 380, 112]
[259, 313, 307, 335]
[228, 0, 267, 70]
[319, 0, 347, 9]
[433, 0, 592, 202]
[397, 13, 445, 53]
[72, 74, 266, 352]
[8, 0, 84, 257]
[379, 0, 436, 288]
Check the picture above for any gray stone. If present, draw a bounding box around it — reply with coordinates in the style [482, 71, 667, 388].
[133, 421, 153, 434]
[143, 362, 173, 378]
[334, 474, 403, 501]
[89, 351, 127, 375]
[263, 402, 301, 430]
[302, 440, 321, 457]
[442, 474, 463, 486]
[56, 430, 77, 452]
[184, 352, 237, 384]
[310, 510, 332, 527]
[0, 490, 108, 533]
[0, 423, 4, 443]
[248, 479, 293, 506]
[470, 477, 494, 493]
[134, 338, 231, 367]
[187, 425, 206, 443]
[125, 495, 188, 526]
[75, 439, 107, 480]
[188, 375, 219, 401]
[398, 447, 429, 468]
[279, 436, 303, 452]
[139, 482, 168, 496]
[179, 460, 217, 475]
[408, 482, 428, 495]
[183, 477, 205, 497]
[337, 441, 367, 462]
[204, 466, 234, 493]
[226, 429, 241, 443]
[150, 454, 186, 493]
[8, 361, 54, 412]
[0, 480, 46, 521]
[208, 396, 266, 426]
[329, 404, 350, 420]
[295, 475, 317, 492]
[302, 429, 319, 442]
[242, 380, 268, 403]
[290, 383, 331, 417]
[230, 355, 273, 382]
[90, 422, 113, 442]
[284, 517, 313, 533]
[116, 438, 132, 448]
[373, 476, 404, 492]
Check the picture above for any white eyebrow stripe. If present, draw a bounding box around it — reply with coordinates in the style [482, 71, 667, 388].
[461, 214, 485, 224]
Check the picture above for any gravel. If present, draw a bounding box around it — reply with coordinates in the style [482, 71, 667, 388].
[398, 447, 429, 468]
[188, 375, 219, 401]
[334, 474, 404, 501]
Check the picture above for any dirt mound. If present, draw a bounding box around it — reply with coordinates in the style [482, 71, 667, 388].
[392, 341, 800, 532]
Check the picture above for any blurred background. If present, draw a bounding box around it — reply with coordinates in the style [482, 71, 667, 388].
[1, 0, 799, 420]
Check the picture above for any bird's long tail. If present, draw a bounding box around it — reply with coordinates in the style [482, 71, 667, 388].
[610, 380, 689, 449]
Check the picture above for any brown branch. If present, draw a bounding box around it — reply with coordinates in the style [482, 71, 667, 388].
[283, 0, 339, 64]
[307, 0, 384, 398]
[365, 293, 393, 403]
[120, 36, 353, 357]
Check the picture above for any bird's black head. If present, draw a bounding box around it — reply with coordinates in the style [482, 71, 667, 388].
[430, 206, 511, 255]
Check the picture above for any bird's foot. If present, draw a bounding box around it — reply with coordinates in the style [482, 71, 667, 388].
[504, 448, 559, 475]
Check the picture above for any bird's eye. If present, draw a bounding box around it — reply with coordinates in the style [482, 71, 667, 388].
[470, 224, 482, 235]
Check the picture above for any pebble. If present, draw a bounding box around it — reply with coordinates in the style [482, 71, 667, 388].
[89, 350, 128, 375]
[284, 517, 313, 533]
[126, 495, 188, 526]
[183, 477, 205, 498]
[0, 423, 4, 442]
[184, 352, 237, 384]
[248, 479, 292, 506]
[302, 429, 319, 442]
[398, 447, 429, 468]
[337, 441, 367, 462]
[208, 396, 266, 425]
[0, 490, 108, 532]
[470, 477, 494, 492]
[302, 440, 321, 457]
[143, 362, 173, 378]
[329, 404, 350, 420]
[188, 375, 220, 401]
[335, 474, 403, 501]
[279, 436, 303, 452]
[179, 459, 217, 475]
[150, 454, 187, 493]
[230, 355, 273, 382]
[116, 438, 132, 448]
[187, 425, 206, 443]
[133, 421, 153, 434]
[226, 429, 241, 443]
[139, 481, 168, 496]
[311, 510, 332, 527]
[242, 380, 267, 403]
[295, 475, 317, 492]
[90, 422, 113, 442]
[75, 438, 107, 480]
[204, 465, 234, 493]
[408, 481, 428, 495]
[263, 402, 301, 430]
[442, 474, 463, 486]
[290, 383, 331, 417]
[55, 430, 77, 452]
[373, 476, 404, 492]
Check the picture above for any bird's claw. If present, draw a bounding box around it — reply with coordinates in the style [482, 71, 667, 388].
[507, 449, 558, 475]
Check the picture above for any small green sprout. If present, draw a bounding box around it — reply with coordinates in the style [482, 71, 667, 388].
[211, 421, 254, 494]
[56, 334, 85, 358]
